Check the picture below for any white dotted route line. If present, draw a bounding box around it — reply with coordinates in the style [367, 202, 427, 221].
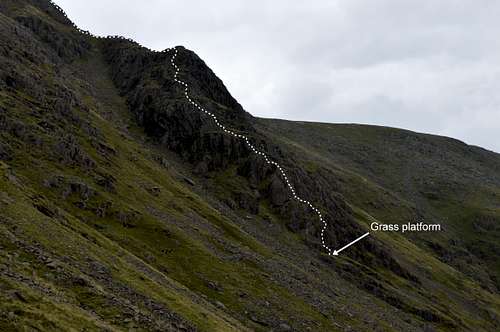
[167, 46, 334, 256]
[44, 0, 336, 256]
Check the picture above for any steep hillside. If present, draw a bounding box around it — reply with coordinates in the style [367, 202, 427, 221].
[257, 120, 500, 291]
[0, 1, 499, 331]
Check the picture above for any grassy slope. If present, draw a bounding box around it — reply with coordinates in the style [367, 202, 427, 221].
[1, 2, 500, 331]
[256, 119, 500, 269]
[0, 35, 355, 330]
[257, 118, 500, 328]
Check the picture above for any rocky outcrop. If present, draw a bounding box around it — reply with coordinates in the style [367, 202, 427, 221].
[1, 2, 499, 331]
[15, 14, 90, 60]
[0, 0, 91, 62]
[0, 0, 418, 288]
[100, 37, 418, 286]
[101, 40, 256, 171]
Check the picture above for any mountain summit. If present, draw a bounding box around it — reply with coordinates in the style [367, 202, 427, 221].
[1, 1, 499, 331]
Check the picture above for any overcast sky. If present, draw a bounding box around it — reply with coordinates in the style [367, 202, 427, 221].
[56, 0, 500, 153]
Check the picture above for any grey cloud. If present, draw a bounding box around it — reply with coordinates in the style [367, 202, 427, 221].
[57, 0, 500, 152]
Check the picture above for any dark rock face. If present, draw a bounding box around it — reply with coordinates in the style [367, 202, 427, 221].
[102, 41, 255, 171]
[15, 15, 90, 60]
[54, 135, 95, 170]
[1, 1, 500, 331]
[0, 0, 90, 62]
[268, 173, 288, 206]
[26, 0, 75, 26]
[0, 0, 417, 289]
[100, 38, 416, 283]
[172, 47, 248, 118]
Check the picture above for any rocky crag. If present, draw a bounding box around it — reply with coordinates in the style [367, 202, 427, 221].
[1, 1, 499, 331]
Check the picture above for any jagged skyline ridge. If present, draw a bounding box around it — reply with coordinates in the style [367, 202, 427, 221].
[54, 0, 500, 153]
[1, 1, 500, 330]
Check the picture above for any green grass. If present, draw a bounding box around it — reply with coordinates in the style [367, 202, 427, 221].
[2, 4, 500, 330]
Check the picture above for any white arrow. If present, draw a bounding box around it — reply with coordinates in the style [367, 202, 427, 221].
[332, 232, 370, 256]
